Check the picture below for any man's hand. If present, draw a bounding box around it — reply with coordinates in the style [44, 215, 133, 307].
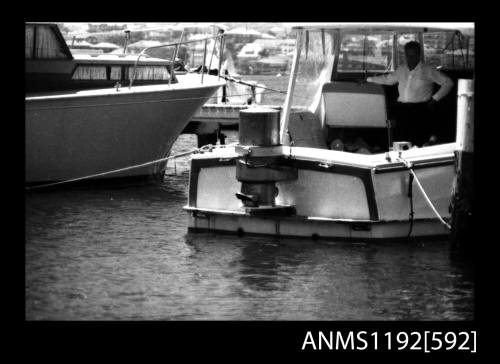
[428, 98, 438, 110]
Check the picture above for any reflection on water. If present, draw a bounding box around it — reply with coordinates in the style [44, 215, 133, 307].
[184, 235, 474, 320]
[25, 133, 474, 320]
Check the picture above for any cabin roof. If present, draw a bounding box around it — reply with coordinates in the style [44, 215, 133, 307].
[288, 22, 474, 35]
[72, 53, 171, 65]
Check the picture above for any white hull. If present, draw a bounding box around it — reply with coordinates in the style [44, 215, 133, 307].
[185, 143, 455, 240]
[26, 75, 225, 184]
[186, 210, 450, 240]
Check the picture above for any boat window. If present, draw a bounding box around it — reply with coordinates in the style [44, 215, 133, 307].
[423, 31, 474, 70]
[291, 29, 334, 109]
[127, 66, 171, 80]
[26, 25, 34, 59]
[71, 66, 107, 80]
[34, 25, 69, 59]
[338, 33, 393, 72]
[110, 66, 122, 80]
[393, 31, 474, 71]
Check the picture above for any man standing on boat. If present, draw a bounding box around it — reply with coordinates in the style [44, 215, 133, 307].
[366, 41, 453, 146]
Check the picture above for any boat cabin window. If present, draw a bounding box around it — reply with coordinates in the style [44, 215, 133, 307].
[126, 66, 171, 81]
[70, 65, 172, 81]
[393, 31, 473, 71]
[71, 66, 107, 80]
[334, 30, 474, 76]
[338, 33, 394, 73]
[25, 24, 70, 60]
[110, 66, 122, 80]
[423, 31, 474, 70]
[25, 25, 34, 59]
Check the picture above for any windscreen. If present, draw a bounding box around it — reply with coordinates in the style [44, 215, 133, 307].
[290, 29, 334, 110]
[338, 32, 394, 72]
[423, 31, 474, 70]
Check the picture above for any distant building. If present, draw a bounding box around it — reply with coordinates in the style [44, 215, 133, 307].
[87, 23, 127, 33]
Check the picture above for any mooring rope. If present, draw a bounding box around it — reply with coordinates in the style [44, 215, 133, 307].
[25, 143, 234, 191]
[218, 74, 287, 95]
[397, 156, 452, 230]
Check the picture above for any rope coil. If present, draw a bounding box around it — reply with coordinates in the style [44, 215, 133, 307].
[218, 74, 287, 95]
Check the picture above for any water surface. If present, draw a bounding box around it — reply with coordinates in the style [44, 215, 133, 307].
[25, 133, 474, 321]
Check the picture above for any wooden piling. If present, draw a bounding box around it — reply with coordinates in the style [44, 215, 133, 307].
[450, 79, 474, 259]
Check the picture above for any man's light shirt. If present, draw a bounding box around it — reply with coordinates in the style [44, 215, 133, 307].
[367, 62, 453, 103]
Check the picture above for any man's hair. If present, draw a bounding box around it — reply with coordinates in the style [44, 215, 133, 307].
[404, 41, 421, 54]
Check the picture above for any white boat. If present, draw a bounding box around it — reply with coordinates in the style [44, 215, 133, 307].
[184, 23, 474, 240]
[26, 23, 189, 94]
[25, 23, 225, 185]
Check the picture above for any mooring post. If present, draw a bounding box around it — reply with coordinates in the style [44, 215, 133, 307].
[451, 79, 474, 259]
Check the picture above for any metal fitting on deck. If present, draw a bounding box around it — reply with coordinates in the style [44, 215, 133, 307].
[238, 107, 281, 146]
[235, 107, 296, 210]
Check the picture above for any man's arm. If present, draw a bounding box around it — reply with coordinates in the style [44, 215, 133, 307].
[366, 70, 399, 85]
[429, 68, 454, 101]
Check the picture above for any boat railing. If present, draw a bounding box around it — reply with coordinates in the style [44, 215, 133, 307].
[129, 31, 225, 88]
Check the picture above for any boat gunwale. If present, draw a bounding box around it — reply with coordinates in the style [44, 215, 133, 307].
[189, 144, 456, 170]
[25, 75, 225, 101]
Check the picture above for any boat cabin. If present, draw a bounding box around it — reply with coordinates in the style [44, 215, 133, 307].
[25, 23, 179, 93]
[283, 23, 474, 152]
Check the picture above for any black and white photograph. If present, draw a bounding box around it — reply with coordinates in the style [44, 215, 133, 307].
[24, 21, 477, 354]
